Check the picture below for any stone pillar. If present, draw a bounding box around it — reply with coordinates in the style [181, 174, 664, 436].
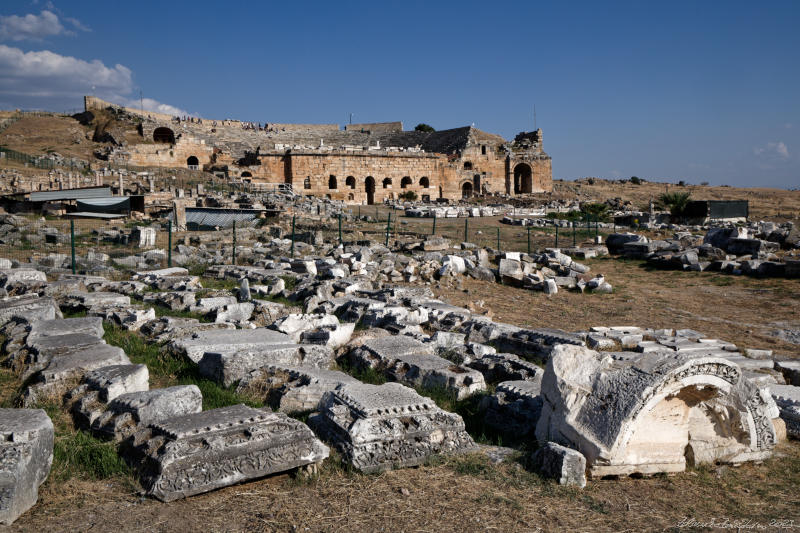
[118, 175, 124, 196]
[149, 179, 155, 193]
[173, 201, 187, 231]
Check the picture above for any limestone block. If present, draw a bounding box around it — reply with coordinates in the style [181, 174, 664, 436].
[63, 291, 131, 311]
[143, 291, 196, 311]
[93, 385, 202, 441]
[171, 328, 296, 363]
[199, 343, 334, 387]
[214, 302, 255, 324]
[236, 364, 360, 413]
[139, 316, 234, 343]
[311, 383, 475, 473]
[85, 364, 149, 402]
[531, 442, 587, 488]
[26, 317, 104, 343]
[0, 295, 60, 326]
[482, 380, 543, 438]
[124, 405, 329, 501]
[770, 384, 800, 439]
[0, 409, 54, 525]
[468, 353, 543, 384]
[272, 313, 340, 343]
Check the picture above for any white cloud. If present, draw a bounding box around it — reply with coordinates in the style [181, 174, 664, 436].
[0, 10, 66, 41]
[65, 17, 90, 33]
[753, 141, 790, 160]
[0, 44, 187, 116]
[121, 97, 189, 117]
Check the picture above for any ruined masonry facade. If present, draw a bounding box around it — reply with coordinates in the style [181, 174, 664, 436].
[87, 96, 552, 203]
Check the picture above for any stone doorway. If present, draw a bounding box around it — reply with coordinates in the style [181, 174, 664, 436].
[514, 163, 532, 194]
[365, 176, 375, 205]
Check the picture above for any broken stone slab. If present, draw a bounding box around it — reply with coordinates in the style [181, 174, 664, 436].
[236, 364, 361, 413]
[26, 317, 104, 344]
[536, 345, 780, 477]
[124, 404, 329, 502]
[468, 353, 544, 384]
[0, 295, 60, 327]
[92, 385, 203, 441]
[770, 384, 800, 439]
[190, 296, 237, 314]
[531, 442, 587, 488]
[300, 322, 355, 350]
[84, 364, 149, 403]
[25, 332, 106, 369]
[88, 306, 156, 331]
[170, 328, 298, 363]
[348, 335, 435, 370]
[386, 352, 486, 400]
[134, 266, 189, 279]
[271, 313, 339, 342]
[213, 302, 255, 325]
[775, 361, 800, 386]
[139, 316, 234, 343]
[198, 342, 335, 387]
[23, 344, 130, 406]
[0, 269, 47, 293]
[310, 383, 475, 473]
[63, 291, 131, 311]
[482, 379, 544, 438]
[0, 409, 54, 525]
[143, 291, 196, 311]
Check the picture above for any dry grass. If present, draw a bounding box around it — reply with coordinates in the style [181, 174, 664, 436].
[551, 178, 800, 221]
[0, 115, 97, 160]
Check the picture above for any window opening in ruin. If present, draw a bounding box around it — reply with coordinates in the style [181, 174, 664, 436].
[186, 156, 199, 169]
[304, 177, 311, 189]
[153, 127, 175, 144]
[513, 163, 533, 194]
[419, 176, 430, 188]
[348, 193, 354, 201]
[461, 182, 473, 198]
[365, 176, 376, 205]
[421, 194, 430, 202]
[241, 171, 252, 178]
[473, 174, 481, 192]
[400, 176, 412, 189]
[328, 175, 337, 189]
[464, 161, 473, 170]
[481, 145, 487, 155]
[382, 178, 392, 189]
[346, 176, 356, 189]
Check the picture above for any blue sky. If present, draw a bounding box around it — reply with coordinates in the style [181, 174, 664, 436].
[0, 1, 798, 188]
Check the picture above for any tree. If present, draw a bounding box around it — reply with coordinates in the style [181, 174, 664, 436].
[399, 190, 418, 201]
[414, 123, 435, 132]
[630, 176, 642, 185]
[580, 202, 610, 221]
[658, 192, 691, 218]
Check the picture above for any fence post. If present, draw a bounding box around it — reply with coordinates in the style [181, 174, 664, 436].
[232, 220, 237, 265]
[595, 216, 599, 239]
[527, 226, 531, 255]
[555, 224, 559, 248]
[167, 220, 172, 267]
[290, 215, 296, 257]
[464, 217, 468, 243]
[338, 213, 343, 246]
[496, 227, 500, 252]
[432, 214, 436, 235]
[70, 219, 76, 274]
[573, 221, 576, 246]
[385, 212, 392, 247]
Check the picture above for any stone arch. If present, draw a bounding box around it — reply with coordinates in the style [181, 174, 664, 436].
[419, 176, 430, 188]
[241, 171, 252, 178]
[513, 163, 533, 194]
[328, 175, 337, 190]
[537, 347, 779, 478]
[461, 181, 473, 198]
[153, 127, 175, 144]
[382, 178, 392, 189]
[346, 176, 356, 189]
[187, 156, 199, 169]
[365, 176, 376, 205]
[400, 176, 412, 189]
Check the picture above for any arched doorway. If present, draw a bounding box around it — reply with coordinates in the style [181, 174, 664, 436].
[473, 174, 481, 193]
[328, 175, 337, 190]
[419, 176, 429, 188]
[365, 176, 376, 205]
[461, 182, 473, 198]
[187, 156, 199, 169]
[153, 127, 175, 144]
[513, 163, 532, 194]
[382, 177, 392, 189]
[346, 176, 356, 189]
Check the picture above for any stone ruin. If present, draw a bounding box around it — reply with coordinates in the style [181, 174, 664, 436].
[0, 216, 798, 523]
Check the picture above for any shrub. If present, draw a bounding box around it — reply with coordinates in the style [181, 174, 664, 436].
[658, 192, 691, 217]
[414, 123, 435, 132]
[399, 190, 418, 201]
[630, 176, 642, 185]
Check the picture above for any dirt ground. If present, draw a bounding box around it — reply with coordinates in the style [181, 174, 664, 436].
[551, 178, 800, 221]
[5, 261, 800, 533]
